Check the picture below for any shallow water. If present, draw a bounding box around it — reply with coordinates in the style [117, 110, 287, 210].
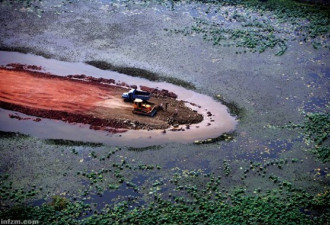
[0, 51, 237, 147]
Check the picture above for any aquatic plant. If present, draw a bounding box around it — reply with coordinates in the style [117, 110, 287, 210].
[194, 133, 235, 144]
[286, 112, 330, 162]
[169, 0, 329, 55]
[49, 196, 69, 211]
[44, 139, 103, 147]
[1, 172, 329, 224]
[128, 145, 163, 152]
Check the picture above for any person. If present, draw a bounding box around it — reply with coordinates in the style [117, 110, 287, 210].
[165, 102, 169, 111]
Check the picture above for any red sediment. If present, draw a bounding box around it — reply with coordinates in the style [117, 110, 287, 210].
[0, 66, 203, 132]
[2, 101, 128, 133]
[0, 68, 131, 132]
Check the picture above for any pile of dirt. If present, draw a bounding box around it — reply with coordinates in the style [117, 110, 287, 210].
[140, 85, 178, 99]
[0, 66, 203, 132]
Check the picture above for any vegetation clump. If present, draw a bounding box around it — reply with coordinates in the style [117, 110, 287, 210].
[194, 133, 235, 144]
[172, 17, 288, 55]
[287, 112, 330, 162]
[169, 0, 330, 55]
[49, 196, 69, 211]
[44, 139, 103, 147]
[1, 172, 329, 224]
[128, 145, 163, 152]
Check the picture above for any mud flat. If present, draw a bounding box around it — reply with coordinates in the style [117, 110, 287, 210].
[0, 51, 237, 146]
[0, 66, 203, 130]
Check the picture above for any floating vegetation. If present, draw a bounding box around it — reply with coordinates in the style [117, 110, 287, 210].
[126, 181, 139, 192]
[286, 112, 330, 162]
[0, 174, 40, 204]
[222, 159, 231, 176]
[44, 139, 103, 147]
[194, 133, 234, 144]
[128, 145, 163, 152]
[313, 146, 330, 163]
[169, 0, 329, 55]
[240, 157, 303, 181]
[49, 196, 69, 211]
[1, 171, 329, 224]
[300, 113, 330, 147]
[0, 139, 328, 223]
[171, 17, 288, 55]
[236, 0, 330, 40]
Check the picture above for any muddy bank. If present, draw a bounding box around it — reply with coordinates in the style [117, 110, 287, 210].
[0, 66, 203, 131]
[0, 52, 237, 146]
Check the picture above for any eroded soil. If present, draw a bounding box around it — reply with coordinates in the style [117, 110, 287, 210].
[0, 66, 203, 131]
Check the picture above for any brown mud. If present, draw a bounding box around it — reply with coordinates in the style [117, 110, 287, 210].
[0, 66, 203, 132]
